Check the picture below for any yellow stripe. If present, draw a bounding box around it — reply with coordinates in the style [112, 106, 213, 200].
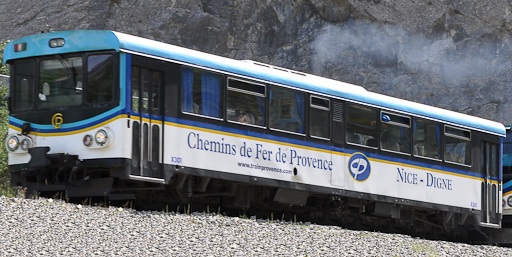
[12, 116, 496, 184]
[9, 114, 128, 136]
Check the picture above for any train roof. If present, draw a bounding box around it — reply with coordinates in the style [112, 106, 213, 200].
[3, 30, 506, 136]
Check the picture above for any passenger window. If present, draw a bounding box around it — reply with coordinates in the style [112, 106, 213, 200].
[227, 78, 265, 126]
[444, 126, 471, 165]
[269, 86, 305, 133]
[310, 96, 330, 139]
[345, 104, 377, 145]
[181, 67, 223, 118]
[413, 118, 441, 160]
[380, 112, 411, 154]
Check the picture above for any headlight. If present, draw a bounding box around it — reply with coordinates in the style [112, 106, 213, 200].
[95, 129, 108, 146]
[507, 196, 512, 207]
[6, 136, 19, 151]
[83, 135, 93, 147]
[49, 38, 65, 48]
[20, 138, 31, 151]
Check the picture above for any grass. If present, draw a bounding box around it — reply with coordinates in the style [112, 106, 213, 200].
[0, 42, 12, 197]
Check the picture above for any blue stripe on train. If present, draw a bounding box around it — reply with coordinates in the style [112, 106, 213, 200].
[8, 107, 125, 133]
[170, 116, 489, 181]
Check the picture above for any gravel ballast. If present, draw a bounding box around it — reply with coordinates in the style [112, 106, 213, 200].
[0, 196, 511, 256]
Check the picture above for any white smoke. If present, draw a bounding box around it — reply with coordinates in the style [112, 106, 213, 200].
[311, 20, 509, 84]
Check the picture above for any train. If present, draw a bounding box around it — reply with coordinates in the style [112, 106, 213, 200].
[2, 30, 507, 241]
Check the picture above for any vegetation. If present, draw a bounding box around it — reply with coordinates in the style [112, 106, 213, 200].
[0, 41, 14, 197]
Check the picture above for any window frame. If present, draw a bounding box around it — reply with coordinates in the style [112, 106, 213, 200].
[38, 54, 84, 109]
[412, 117, 442, 161]
[345, 103, 377, 147]
[226, 77, 266, 127]
[444, 125, 471, 166]
[131, 66, 164, 117]
[268, 85, 306, 135]
[380, 111, 411, 155]
[12, 59, 36, 112]
[180, 66, 224, 120]
[309, 95, 330, 140]
[85, 53, 116, 105]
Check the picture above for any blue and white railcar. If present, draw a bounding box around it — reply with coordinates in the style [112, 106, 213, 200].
[3, 30, 505, 238]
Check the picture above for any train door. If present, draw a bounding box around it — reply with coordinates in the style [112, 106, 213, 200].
[129, 63, 165, 183]
[480, 141, 501, 227]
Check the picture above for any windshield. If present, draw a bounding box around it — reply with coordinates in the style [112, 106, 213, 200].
[11, 53, 116, 112]
[39, 57, 83, 108]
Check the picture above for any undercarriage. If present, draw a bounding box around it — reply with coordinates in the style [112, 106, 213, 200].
[10, 163, 488, 243]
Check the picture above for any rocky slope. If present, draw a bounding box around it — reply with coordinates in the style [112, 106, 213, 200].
[1, 0, 512, 123]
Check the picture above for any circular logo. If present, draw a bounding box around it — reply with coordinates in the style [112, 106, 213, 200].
[348, 153, 371, 182]
[52, 113, 64, 129]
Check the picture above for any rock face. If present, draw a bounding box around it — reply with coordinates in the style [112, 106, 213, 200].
[1, 0, 512, 124]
